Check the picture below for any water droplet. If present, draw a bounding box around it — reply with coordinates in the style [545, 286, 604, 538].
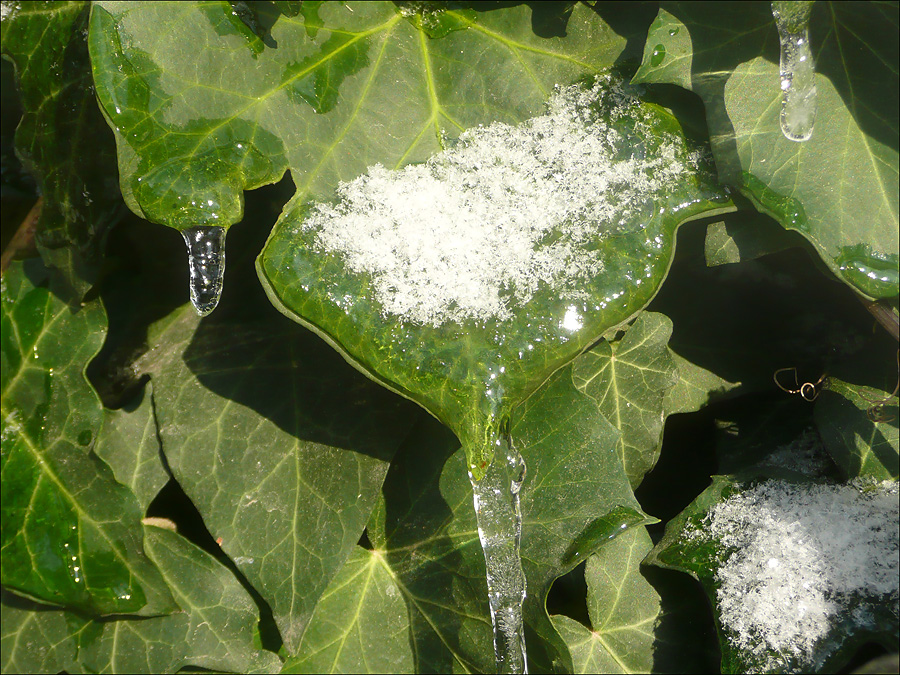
[182, 226, 226, 316]
[650, 43, 666, 67]
[470, 431, 528, 673]
[772, 1, 816, 142]
[668, 26, 680, 36]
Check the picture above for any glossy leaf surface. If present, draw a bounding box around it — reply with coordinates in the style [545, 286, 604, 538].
[87, 1, 629, 231]
[633, 2, 899, 301]
[0, 260, 174, 616]
[1, 1, 123, 299]
[0, 524, 282, 674]
[259, 85, 727, 473]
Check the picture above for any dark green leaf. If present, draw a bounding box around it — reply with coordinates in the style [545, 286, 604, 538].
[0, 524, 282, 674]
[552, 527, 673, 674]
[815, 378, 899, 480]
[0, 260, 175, 616]
[571, 311, 732, 487]
[634, 2, 899, 301]
[281, 546, 413, 674]
[1, 1, 124, 299]
[137, 303, 416, 653]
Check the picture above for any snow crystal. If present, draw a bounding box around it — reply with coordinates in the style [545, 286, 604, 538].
[303, 76, 696, 326]
[705, 479, 899, 671]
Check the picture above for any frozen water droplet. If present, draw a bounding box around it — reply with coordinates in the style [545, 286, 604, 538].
[772, 1, 816, 142]
[470, 431, 528, 673]
[182, 226, 226, 316]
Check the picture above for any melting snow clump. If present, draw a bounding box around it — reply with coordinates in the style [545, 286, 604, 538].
[303, 76, 699, 326]
[706, 479, 899, 671]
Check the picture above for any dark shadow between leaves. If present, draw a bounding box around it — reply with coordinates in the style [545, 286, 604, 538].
[642, 564, 721, 674]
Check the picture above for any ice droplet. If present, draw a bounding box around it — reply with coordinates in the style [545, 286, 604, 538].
[470, 432, 528, 674]
[182, 226, 226, 316]
[772, 1, 816, 142]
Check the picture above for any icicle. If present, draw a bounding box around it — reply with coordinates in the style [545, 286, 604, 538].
[470, 431, 528, 674]
[772, 1, 817, 142]
[182, 226, 226, 316]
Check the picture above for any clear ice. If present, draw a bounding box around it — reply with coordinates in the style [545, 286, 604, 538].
[470, 432, 528, 674]
[182, 226, 226, 316]
[772, 1, 816, 142]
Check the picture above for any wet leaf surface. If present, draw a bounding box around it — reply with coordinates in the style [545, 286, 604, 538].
[0, 260, 174, 616]
[0, 524, 282, 674]
[634, 2, 899, 301]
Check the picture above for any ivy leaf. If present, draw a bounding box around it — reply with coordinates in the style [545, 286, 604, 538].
[136, 302, 417, 654]
[0, 524, 282, 674]
[1, 1, 124, 300]
[93, 382, 169, 512]
[815, 378, 899, 480]
[259, 81, 728, 474]
[633, 2, 899, 301]
[286, 364, 649, 673]
[86, 1, 630, 231]
[281, 546, 413, 674]
[552, 527, 703, 674]
[572, 312, 679, 487]
[646, 474, 899, 674]
[572, 311, 736, 487]
[703, 210, 808, 268]
[0, 260, 175, 616]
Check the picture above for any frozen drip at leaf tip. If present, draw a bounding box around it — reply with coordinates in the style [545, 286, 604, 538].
[182, 226, 226, 317]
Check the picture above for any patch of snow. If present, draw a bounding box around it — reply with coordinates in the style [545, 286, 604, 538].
[302, 76, 697, 326]
[705, 479, 899, 671]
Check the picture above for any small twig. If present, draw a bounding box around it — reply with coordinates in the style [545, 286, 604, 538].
[0, 197, 42, 275]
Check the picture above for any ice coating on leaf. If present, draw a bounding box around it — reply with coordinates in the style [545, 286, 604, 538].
[302, 76, 702, 326]
[182, 226, 226, 316]
[705, 479, 898, 671]
[470, 434, 528, 673]
[772, 1, 817, 142]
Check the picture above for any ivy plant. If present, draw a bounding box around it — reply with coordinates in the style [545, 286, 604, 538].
[1, 2, 897, 674]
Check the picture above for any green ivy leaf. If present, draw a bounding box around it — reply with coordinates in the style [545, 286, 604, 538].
[86, 1, 629, 231]
[646, 474, 899, 674]
[815, 378, 899, 480]
[0, 260, 175, 616]
[0, 524, 282, 674]
[703, 210, 808, 268]
[633, 2, 900, 301]
[572, 311, 736, 487]
[1, 1, 124, 299]
[281, 546, 413, 674]
[136, 303, 417, 654]
[552, 527, 685, 674]
[93, 382, 169, 512]
[286, 364, 649, 673]
[259, 85, 728, 475]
